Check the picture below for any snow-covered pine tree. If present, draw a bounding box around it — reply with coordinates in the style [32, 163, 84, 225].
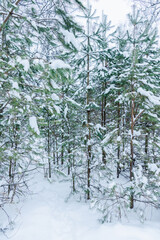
[123, 6, 160, 211]
[0, 0, 84, 217]
[90, 6, 160, 221]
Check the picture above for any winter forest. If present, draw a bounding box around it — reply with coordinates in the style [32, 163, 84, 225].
[0, 0, 160, 239]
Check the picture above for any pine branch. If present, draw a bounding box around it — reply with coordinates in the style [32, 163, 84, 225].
[133, 109, 145, 125]
[0, 0, 22, 33]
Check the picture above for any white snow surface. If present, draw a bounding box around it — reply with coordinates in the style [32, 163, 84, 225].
[12, 81, 19, 89]
[50, 59, 71, 70]
[9, 90, 21, 99]
[25, 94, 32, 102]
[50, 80, 60, 89]
[29, 116, 40, 135]
[1, 174, 160, 240]
[137, 87, 160, 105]
[17, 56, 30, 72]
[61, 29, 80, 50]
[51, 93, 59, 101]
[53, 104, 61, 114]
[117, 136, 122, 142]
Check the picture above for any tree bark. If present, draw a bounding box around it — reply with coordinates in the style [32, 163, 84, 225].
[101, 81, 107, 164]
[86, 7, 91, 200]
[48, 117, 51, 178]
[117, 100, 121, 178]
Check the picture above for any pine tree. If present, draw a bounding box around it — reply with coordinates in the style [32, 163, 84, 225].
[0, 0, 84, 215]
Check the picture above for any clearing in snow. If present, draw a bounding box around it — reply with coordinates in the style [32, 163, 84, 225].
[1, 174, 160, 240]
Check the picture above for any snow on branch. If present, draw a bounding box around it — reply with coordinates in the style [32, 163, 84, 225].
[137, 87, 160, 105]
[0, 0, 22, 33]
[29, 116, 40, 135]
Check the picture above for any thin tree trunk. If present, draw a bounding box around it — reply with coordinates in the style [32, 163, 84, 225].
[48, 118, 51, 178]
[101, 81, 107, 164]
[67, 127, 71, 175]
[61, 132, 64, 165]
[122, 103, 125, 171]
[86, 6, 91, 200]
[72, 142, 75, 192]
[56, 136, 59, 166]
[117, 100, 121, 178]
[53, 138, 55, 165]
[8, 159, 12, 196]
[144, 123, 149, 170]
[130, 22, 137, 209]
[130, 98, 134, 209]
[8, 122, 18, 198]
[87, 56, 91, 199]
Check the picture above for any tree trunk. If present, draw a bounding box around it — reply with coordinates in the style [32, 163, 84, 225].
[8, 159, 12, 196]
[48, 118, 51, 178]
[67, 127, 71, 175]
[130, 98, 134, 209]
[86, 10, 91, 200]
[144, 123, 149, 170]
[117, 100, 121, 178]
[101, 81, 106, 164]
[61, 132, 64, 165]
[56, 136, 59, 167]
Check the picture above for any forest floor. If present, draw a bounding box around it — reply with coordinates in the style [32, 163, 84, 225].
[1, 173, 160, 240]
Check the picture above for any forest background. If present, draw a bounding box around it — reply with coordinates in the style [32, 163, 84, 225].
[0, 0, 160, 232]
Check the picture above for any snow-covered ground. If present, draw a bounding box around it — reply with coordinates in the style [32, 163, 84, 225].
[1, 174, 160, 240]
